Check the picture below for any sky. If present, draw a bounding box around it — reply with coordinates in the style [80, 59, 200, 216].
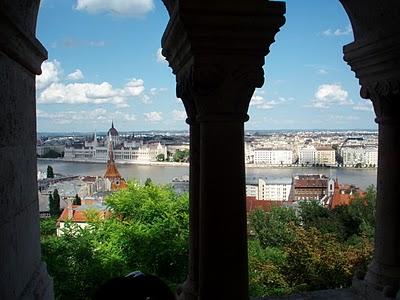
[36, 0, 377, 132]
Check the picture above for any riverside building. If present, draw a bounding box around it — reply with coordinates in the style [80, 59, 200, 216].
[64, 122, 167, 162]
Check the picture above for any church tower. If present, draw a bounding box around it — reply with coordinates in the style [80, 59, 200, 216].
[104, 134, 127, 191]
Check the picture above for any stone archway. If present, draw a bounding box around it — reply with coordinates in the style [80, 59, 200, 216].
[0, 1, 53, 299]
[340, 1, 400, 298]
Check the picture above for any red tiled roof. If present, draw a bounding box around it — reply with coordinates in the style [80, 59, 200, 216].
[331, 193, 352, 208]
[246, 197, 285, 213]
[104, 160, 122, 179]
[111, 179, 128, 191]
[57, 205, 110, 223]
[330, 183, 366, 208]
[294, 179, 327, 188]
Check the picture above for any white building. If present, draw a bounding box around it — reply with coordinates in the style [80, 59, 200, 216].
[341, 146, 378, 167]
[298, 145, 316, 165]
[365, 147, 378, 167]
[253, 149, 293, 165]
[246, 177, 292, 201]
[64, 123, 167, 162]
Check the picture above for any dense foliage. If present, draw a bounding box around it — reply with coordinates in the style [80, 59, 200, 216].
[41, 183, 375, 299]
[47, 165, 54, 178]
[49, 189, 61, 217]
[172, 149, 189, 162]
[41, 181, 189, 300]
[41, 149, 63, 158]
[248, 186, 375, 296]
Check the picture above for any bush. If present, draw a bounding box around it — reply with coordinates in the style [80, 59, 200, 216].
[41, 181, 189, 300]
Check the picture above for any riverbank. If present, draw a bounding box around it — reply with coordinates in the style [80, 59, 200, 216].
[37, 157, 189, 167]
[37, 160, 377, 189]
[37, 158, 377, 170]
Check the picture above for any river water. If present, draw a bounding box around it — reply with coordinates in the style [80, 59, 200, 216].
[37, 160, 377, 190]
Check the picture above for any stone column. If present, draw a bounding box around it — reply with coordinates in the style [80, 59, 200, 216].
[177, 97, 200, 300]
[0, 3, 53, 300]
[343, 30, 400, 299]
[161, 1, 285, 298]
[198, 113, 249, 299]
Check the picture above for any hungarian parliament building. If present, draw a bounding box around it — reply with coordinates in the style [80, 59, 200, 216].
[64, 122, 168, 162]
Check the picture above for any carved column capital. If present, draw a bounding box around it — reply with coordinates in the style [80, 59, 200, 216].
[0, 5, 47, 74]
[162, 0, 285, 122]
[343, 34, 400, 125]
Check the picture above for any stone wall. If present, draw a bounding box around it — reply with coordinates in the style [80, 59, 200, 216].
[0, 3, 53, 299]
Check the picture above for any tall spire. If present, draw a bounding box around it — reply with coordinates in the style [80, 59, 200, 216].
[104, 133, 123, 180]
[111, 120, 114, 129]
[94, 129, 97, 146]
[108, 133, 114, 162]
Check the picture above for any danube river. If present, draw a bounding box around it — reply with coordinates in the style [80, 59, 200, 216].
[37, 160, 377, 190]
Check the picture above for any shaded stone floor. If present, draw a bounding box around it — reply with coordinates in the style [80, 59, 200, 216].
[254, 288, 361, 300]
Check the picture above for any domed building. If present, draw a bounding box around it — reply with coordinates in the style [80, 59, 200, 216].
[107, 121, 118, 137]
[107, 121, 120, 146]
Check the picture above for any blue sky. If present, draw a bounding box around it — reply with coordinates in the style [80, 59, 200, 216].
[36, 0, 377, 132]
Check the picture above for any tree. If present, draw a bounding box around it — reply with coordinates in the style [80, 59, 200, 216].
[156, 153, 165, 161]
[248, 240, 291, 297]
[299, 200, 347, 240]
[49, 189, 60, 217]
[73, 194, 81, 205]
[48, 193, 54, 215]
[249, 207, 299, 248]
[47, 165, 54, 178]
[42, 149, 62, 158]
[41, 181, 189, 300]
[144, 177, 152, 186]
[283, 226, 373, 292]
[173, 149, 189, 162]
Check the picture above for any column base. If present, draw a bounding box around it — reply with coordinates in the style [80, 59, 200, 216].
[176, 277, 198, 300]
[353, 261, 400, 299]
[19, 262, 54, 300]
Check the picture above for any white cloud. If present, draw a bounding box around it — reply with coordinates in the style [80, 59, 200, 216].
[67, 69, 84, 81]
[37, 108, 136, 124]
[317, 69, 328, 75]
[172, 110, 186, 121]
[353, 101, 374, 112]
[322, 24, 352, 37]
[36, 60, 62, 89]
[141, 94, 152, 104]
[139, 87, 168, 104]
[156, 48, 167, 64]
[311, 84, 351, 108]
[75, 0, 154, 17]
[250, 95, 264, 106]
[38, 78, 145, 108]
[123, 78, 145, 96]
[52, 38, 106, 48]
[150, 87, 167, 95]
[250, 95, 287, 110]
[328, 115, 360, 123]
[144, 111, 162, 122]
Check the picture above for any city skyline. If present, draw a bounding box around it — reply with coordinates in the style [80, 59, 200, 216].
[37, 0, 377, 132]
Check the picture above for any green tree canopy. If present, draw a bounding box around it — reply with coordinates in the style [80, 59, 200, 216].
[41, 181, 189, 300]
[144, 177, 152, 186]
[42, 149, 62, 158]
[49, 190, 60, 217]
[172, 149, 189, 162]
[47, 165, 54, 178]
[156, 153, 165, 161]
[73, 194, 81, 205]
[249, 207, 299, 248]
